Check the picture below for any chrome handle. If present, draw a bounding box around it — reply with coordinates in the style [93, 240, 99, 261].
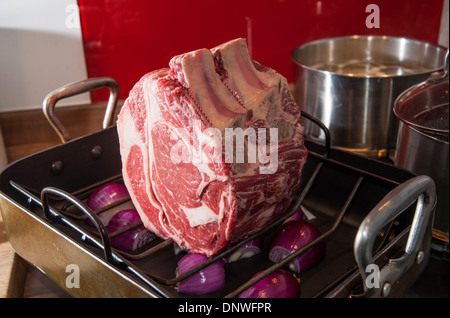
[353, 175, 436, 297]
[40, 186, 115, 265]
[43, 77, 119, 143]
[427, 49, 449, 84]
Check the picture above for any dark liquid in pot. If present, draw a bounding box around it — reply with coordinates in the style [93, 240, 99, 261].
[413, 103, 449, 131]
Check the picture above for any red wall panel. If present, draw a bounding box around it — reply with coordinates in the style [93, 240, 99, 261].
[77, 0, 444, 102]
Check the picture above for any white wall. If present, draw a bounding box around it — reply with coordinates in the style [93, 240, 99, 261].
[0, 0, 90, 112]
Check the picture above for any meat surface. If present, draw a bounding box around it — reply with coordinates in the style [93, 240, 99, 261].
[117, 38, 307, 256]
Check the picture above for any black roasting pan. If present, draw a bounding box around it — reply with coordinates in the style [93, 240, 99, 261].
[0, 78, 436, 298]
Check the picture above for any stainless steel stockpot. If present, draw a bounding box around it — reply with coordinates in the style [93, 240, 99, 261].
[292, 35, 447, 158]
[394, 54, 449, 250]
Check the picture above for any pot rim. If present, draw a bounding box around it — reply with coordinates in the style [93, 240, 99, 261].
[401, 121, 449, 145]
[291, 35, 447, 79]
[393, 79, 449, 136]
[394, 50, 449, 136]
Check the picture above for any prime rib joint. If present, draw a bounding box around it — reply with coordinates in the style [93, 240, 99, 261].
[117, 38, 308, 256]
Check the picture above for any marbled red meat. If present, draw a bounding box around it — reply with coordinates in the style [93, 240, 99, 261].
[117, 38, 307, 256]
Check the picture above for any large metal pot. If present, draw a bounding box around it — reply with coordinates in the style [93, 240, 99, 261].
[394, 53, 449, 253]
[292, 35, 447, 158]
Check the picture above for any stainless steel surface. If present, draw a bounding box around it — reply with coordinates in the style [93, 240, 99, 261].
[353, 175, 436, 297]
[428, 50, 449, 85]
[394, 51, 448, 136]
[42, 77, 119, 143]
[292, 35, 447, 158]
[394, 61, 449, 251]
[395, 124, 449, 243]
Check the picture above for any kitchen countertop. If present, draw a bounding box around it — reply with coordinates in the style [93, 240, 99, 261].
[0, 103, 448, 298]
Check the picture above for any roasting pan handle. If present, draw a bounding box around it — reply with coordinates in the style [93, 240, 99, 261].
[353, 175, 436, 297]
[301, 110, 331, 157]
[41, 186, 115, 265]
[43, 77, 119, 143]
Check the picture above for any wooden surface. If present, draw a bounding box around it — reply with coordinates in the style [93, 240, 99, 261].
[0, 212, 27, 297]
[0, 102, 122, 163]
[0, 101, 123, 298]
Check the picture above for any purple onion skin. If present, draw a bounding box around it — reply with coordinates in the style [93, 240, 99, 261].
[86, 183, 129, 211]
[106, 209, 154, 251]
[238, 269, 300, 298]
[223, 237, 262, 263]
[177, 253, 225, 295]
[269, 221, 325, 273]
[85, 183, 130, 226]
[285, 206, 304, 223]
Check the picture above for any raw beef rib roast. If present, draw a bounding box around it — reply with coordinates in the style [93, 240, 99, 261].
[117, 38, 307, 256]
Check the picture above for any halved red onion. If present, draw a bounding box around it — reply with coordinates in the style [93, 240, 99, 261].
[269, 220, 325, 273]
[106, 209, 155, 251]
[238, 269, 300, 298]
[85, 183, 133, 226]
[176, 253, 225, 295]
[223, 237, 262, 263]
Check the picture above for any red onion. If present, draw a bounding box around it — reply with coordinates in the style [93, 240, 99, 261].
[238, 269, 300, 298]
[223, 237, 262, 263]
[176, 253, 225, 295]
[85, 183, 133, 226]
[269, 220, 325, 273]
[106, 209, 155, 251]
[285, 206, 304, 223]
